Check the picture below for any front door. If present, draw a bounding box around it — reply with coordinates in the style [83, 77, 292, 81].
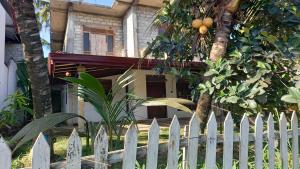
[146, 75, 167, 119]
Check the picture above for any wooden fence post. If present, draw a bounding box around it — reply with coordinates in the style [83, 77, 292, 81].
[146, 118, 160, 169]
[122, 123, 137, 169]
[239, 114, 249, 169]
[255, 114, 263, 169]
[167, 115, 180, 169]
[66, 129, 82, 169]
[267, 113, 275, 169]
[223, 112, 233, 169]
[205, 112, 217, 169]
[32, 133, 50, 169]
[186, 113, 200, 169]
[0, 137, 11, 169]
[280, 113, 288, 169]
[291, 112, 298, 169]
[94, 126, 108, 169]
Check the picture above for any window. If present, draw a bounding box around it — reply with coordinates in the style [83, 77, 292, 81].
[82, 27, 114, 55]
[106, 35, 113, 53]
[83, 32, 90, 53]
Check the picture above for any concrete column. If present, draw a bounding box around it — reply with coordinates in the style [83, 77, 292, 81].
[63, 7, 75, 53]
[77, 65, 86, 131]
[125, 7, 138, 58]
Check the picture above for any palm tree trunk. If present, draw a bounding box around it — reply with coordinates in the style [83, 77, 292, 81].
[10, 0, 52, 118]
[10, 0, 54, 156]
[195, 0, 242, 131]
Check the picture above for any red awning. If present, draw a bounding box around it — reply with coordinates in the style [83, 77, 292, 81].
[48, 52, 204, 79]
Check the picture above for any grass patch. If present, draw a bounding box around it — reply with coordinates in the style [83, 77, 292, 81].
[11, 127, 172, 168]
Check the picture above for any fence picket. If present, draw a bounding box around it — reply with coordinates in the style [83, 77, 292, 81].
[122, 123, 138, 169]
[32, 133, 50, 169]
[66, 129, 82, 169]
[0, 137, 11, 169]
[186, 113, 200, 169]
[146, 118, 160, 169]
[223, 112, 233, 169]
[205, 112, 217, 169]
[291, 112, 298, 169]
[280, 113, 288, 169]
[267, 113, 275, 169]
[167, 115, 180, 169]
[239, 114, 249, 169]
[94, 126, 108, 169]
[255, 114, 263, 169]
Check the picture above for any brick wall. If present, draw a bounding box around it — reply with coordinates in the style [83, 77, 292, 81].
[136, 6, 158, 57]
[70, 12, 124, 56]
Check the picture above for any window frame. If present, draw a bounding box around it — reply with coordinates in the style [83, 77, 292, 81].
[82, 26, 115, 55]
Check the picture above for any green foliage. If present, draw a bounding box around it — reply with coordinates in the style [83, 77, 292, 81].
[148, 0, 300, 116]
[63, 70, 193, 150]
[8, 112, 86, 152]
[16, 62, 33, 117]
[0, 91, 33, 129]
[63, 70, 142, 149]
[281, 87, 300, 110]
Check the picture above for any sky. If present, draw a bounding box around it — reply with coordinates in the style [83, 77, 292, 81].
[41, 0, 114, 57]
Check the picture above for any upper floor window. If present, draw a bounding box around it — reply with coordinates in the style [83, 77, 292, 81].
[83, 26, 114, 55]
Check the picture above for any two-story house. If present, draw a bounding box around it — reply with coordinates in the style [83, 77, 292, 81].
[49, 0, 201, 124]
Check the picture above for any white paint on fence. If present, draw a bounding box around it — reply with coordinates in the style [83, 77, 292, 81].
[205, 112, 217, 169]
[280, 113, 288, 169]
[267, 113, 275, 169]
[239, 114, 249, 169]
[32, 133, 50, 169]
[223, 112, 233, 169]
[167, 115, 180, 169]
[122, 123, 137, 169]
[255, 114, 263, 169]
[94, 126, 108, 169]
[291, 112, 298, 169]
[0, 137, 11, 169]
[146, 118, 160, 169]
[186, 114, 200, 169]
[66, 129, 82, 169]
[8, 112, 300, 169]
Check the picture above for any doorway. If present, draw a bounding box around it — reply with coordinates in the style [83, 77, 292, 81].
[146, 75, 167, 119]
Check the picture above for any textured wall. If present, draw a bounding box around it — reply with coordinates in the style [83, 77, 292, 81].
[66, 11, 124, 56]
[0, 5, 8, 109]
[5, 43, 24, 64]
[136, 6, 158, 57]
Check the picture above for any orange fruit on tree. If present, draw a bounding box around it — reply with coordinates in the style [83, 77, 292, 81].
[192, 19, 203, 28]
[203, 17, 213, 28]
[199, 25, 208, 34]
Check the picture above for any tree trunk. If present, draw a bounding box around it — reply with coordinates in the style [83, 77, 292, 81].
[10, 0, 52, 118]
[10, 0, 54, 156]
[195, 0, 241, 131]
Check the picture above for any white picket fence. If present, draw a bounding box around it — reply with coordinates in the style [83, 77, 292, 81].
[0, 112, 299, 169]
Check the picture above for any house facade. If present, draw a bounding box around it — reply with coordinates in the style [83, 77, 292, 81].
[0, 0, 23, 109]
[49, 0, 201, 124]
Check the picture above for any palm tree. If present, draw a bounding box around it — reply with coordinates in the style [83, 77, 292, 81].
[9, 0, 52, 118]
